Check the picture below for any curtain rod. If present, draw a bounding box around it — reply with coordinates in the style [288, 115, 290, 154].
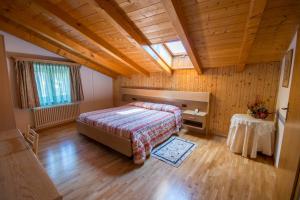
[11, 56, 81, 67]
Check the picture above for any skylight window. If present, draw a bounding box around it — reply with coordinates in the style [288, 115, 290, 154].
[151, 44, 172, 66]
[143, 40, 189, 70]
[165, 41, 187, 56]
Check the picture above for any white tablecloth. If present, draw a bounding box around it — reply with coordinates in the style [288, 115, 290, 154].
[227, 114, 275, 158]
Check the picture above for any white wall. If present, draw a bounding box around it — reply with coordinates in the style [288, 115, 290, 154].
[274, 31, 297, 167]
[0, 31, 113, 132]
[80, 66, 113, 111]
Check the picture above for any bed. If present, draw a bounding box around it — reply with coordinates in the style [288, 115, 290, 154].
[77, 102, 182, 164]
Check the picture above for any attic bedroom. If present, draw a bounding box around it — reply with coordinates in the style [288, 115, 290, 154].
[0, 0, 300, 199]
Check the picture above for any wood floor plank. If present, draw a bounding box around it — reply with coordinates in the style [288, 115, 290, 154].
[37, 123, 276, 200]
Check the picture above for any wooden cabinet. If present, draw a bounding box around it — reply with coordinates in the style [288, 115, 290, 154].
[0, 129, 62, 200]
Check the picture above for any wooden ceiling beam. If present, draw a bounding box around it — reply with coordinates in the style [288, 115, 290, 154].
[94, 0, 149, 45]
[32, 0, 150, 76]
[162, 0, 203, 74]
[0, 15, 117, 78]
[237, 0, 268, 71]
[0, 1, 131, 77]
[90, 0, 172, 74]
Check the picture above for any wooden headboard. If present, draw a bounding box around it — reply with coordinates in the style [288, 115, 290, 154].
[120, 88, 210, 113]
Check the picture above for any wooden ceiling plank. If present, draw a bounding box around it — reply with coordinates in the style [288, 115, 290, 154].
[237, 0, 268, 71]
[91, 0, 172, 74]
[0, 1, 132, 77]
[162, 0, 203, 74]
[0, 15, 117, 78]
[32, 0, 149, 76]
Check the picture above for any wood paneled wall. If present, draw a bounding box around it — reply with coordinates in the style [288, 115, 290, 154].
[114, 62, 280, 136]
[0, 35, 16, 131]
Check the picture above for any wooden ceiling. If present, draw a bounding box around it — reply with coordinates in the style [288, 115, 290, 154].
[0, 0, 299, 78]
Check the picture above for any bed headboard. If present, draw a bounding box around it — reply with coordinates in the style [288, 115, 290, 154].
[120, 88, 210, 113]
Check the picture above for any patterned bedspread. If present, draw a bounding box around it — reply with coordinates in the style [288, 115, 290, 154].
[78, 102, 182, 164]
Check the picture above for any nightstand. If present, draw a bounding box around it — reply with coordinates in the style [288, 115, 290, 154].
[182, 110, 208, 135]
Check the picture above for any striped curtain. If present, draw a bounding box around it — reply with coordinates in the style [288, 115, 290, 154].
[33, 62, 72, 106]
[69, 65, 84, 102]
[15, 60, 40, 109]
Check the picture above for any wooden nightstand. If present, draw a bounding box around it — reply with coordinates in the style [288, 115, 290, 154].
[182, 110, 208, 135]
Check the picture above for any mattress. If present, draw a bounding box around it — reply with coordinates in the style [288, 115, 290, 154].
[78, 102, 182, 164]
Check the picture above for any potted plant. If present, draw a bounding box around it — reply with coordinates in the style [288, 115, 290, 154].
[247, 99, 271, 119]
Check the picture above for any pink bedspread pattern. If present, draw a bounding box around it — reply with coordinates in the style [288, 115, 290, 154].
[78, 102, 182, 164]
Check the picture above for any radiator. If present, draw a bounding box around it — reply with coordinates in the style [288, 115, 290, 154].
[32, 103, 80, 130]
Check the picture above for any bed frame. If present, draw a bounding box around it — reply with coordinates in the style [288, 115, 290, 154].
[77, 121, 132, 156]
[77, 88, 210, 157]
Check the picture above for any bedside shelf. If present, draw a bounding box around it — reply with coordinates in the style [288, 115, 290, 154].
[183, 119, 203, 128]
[182, 110, 209, 135]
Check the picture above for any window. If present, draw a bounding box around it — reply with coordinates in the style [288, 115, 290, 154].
[33, 62, 71, 107]
[142, 45, 171, 70]
[165, 41, 187, 56]
[143, 40, 188, 69]
[151, 44, 172, 66]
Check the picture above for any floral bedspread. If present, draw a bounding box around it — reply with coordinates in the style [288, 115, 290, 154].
[78, 102, 182, 164]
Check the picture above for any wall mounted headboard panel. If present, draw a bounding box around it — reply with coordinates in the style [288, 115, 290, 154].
[121, 88, 210, 102]
[120, 88, 210, 112]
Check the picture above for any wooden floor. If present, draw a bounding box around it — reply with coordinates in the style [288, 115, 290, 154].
[37, 123, 277, 200]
